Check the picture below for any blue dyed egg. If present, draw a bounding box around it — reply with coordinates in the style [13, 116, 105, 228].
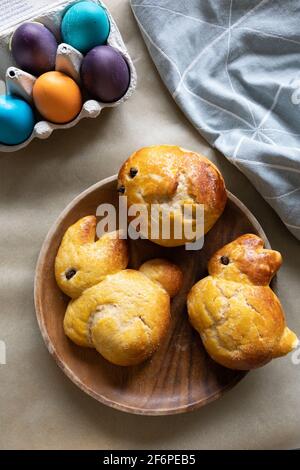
[61, 1, 110, 54]
[0, 95, 35, 146]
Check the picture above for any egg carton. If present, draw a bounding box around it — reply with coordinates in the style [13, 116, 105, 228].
[0, 0, 137, 152]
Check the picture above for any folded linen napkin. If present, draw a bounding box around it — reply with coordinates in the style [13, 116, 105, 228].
[131, 0, 300, 240]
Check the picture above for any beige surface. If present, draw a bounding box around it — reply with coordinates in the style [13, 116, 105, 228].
[0, 0, 299, 450]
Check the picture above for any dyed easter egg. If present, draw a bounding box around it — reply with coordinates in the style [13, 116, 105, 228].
[33, 71, 82, 124]
[11, 22, 57, 76]
[61, 1, 110, 54]
[0, 95, 35, 145]
[81, 45, 130, 102]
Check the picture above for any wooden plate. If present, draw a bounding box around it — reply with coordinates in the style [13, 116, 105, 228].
[34, 175, 272, 415]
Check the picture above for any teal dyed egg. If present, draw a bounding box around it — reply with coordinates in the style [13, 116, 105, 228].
[61, 1, 110, 54]
[0, 95, 35, 146]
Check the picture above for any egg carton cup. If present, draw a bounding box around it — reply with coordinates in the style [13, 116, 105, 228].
[0, 0, 137, 152]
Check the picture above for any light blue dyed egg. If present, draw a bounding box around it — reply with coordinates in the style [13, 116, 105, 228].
[61, 1, 110, 54]
[0, 95, 35, 146]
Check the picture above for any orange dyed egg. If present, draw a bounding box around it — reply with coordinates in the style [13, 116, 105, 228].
[33, 71, 82, 124]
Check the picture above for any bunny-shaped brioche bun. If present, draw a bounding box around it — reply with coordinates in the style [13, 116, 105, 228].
[117, 145, 227, 247]
[187, 234, 298, 370]
[64, 259, 183, 366]
[55, 216, 128, 298]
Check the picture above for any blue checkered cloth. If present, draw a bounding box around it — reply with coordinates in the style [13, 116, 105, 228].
[131, 0, 300, 239]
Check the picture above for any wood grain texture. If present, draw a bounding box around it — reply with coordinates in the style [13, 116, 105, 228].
[34, 175, 273, 415]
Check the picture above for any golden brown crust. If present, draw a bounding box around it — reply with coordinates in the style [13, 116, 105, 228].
[55, 216, 129, 298]
[187, 234, 298, 370]
[118, 145, 227, 247]
[139, 258, 183, 298]
[64, 270, 170, 366]
[208, 234, 282, 286]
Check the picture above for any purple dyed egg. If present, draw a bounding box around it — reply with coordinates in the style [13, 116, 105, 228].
[81, 45, 130, 103]
[11, 22, 57, 76]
